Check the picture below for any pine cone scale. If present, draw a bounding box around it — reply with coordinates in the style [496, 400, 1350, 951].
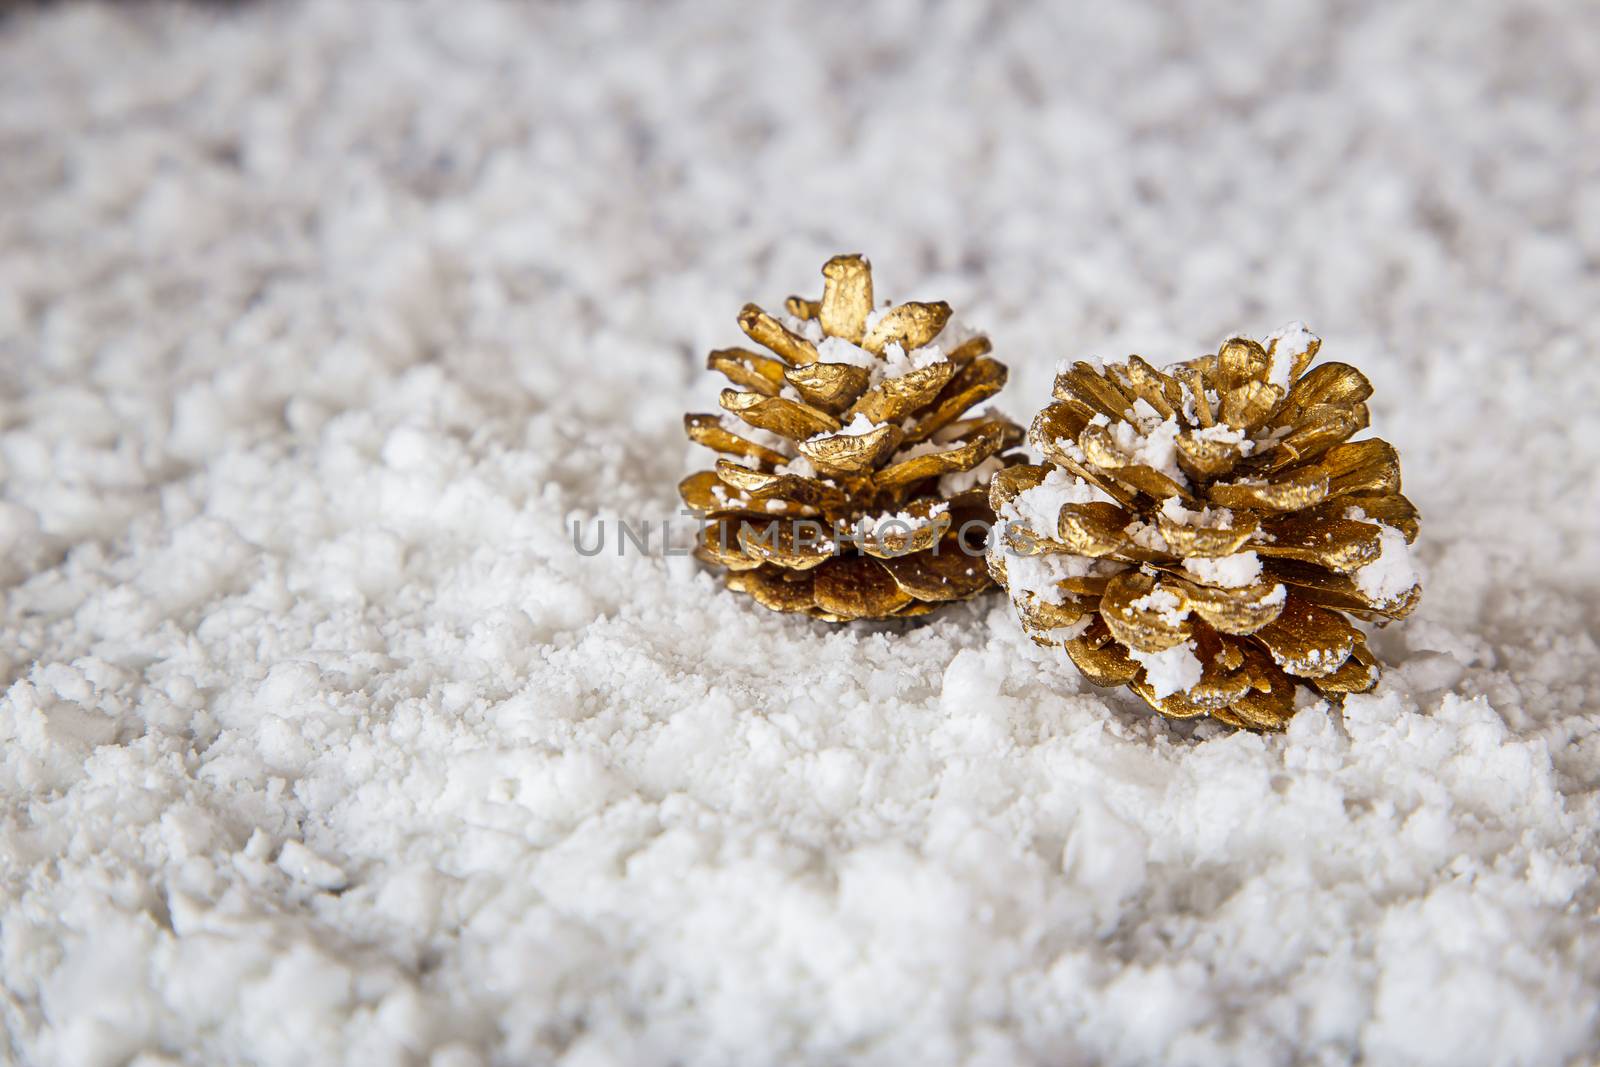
[738, 303, 819, 365]
[785, 363, 871, 413]
[819, 253, 873, 342]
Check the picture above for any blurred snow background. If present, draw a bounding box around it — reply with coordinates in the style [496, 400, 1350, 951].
[1, 1, 1598, 1064]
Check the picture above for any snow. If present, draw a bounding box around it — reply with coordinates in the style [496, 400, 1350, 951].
[891, 438, 946, 463]
[1190, 422, 1256, 454]
[1109, 413, 1187, 485]
[998, 551, 1102, 607]
[2, 2, 1599, 1066]
[276, 839, 350, 892]
[810, 412, 881, 440]
[1352, 524, 1420, 606]
[1129, 641, 1204, 700]
[774, 455, 818, 479]
[1265, 321, 1318, 389]
[816, 335, 950, 384]
[1000, 467, 1112, 535]
[1129, 587, 1189, 627]
[938, 454, 1005, 496]
[1182, 551, 1264, 588]
[1161, 498, 1236, 528]
[851, 503, 948, 535]
[881, 342, 949, 376]
[1123, 519, 1170, 552]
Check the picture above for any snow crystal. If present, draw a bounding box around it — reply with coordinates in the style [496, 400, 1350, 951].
[1129, 641, 1204, 699]
[815, 335, 876, 368]
[1182, 551, 1263, 588]
[852, 503, 949, 534]
[1000, 551, 1102, 606]
[1191, 422, 1256, 454]
[775, 455, 817, 479]
[1265, 321, 1318, 389]
[1129, 587, 1188, 626]
[1353, 524, 1420, 605]
[1160, 497, 1237, 528]
[939, 454, 1005, 496]
[1108, 413, 1187, 485]
[1001, 467, 1111, 534]
[1124, 520, 1170, 553]
[811, 412, 880, 441]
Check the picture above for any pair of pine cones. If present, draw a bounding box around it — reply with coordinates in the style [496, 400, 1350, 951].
[680, 255, 1420, 730]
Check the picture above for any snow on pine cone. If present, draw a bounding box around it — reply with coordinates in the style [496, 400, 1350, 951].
[680, 254, 1023, 621]
[988, 325, 1421, 730]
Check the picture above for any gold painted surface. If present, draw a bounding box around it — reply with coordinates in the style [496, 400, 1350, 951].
[681, 255, 1021, 621]
[995, 329, 1419, 731]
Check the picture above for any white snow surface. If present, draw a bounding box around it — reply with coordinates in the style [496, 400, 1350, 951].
[3, 3, 1600, 1066]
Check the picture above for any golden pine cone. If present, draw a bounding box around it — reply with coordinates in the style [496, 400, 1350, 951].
[988, 325, 1421, 730]
[680, 254, 1023, 621]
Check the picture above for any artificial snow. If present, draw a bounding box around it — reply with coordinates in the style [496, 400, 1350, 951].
[1128, 642, 1204, 700]
[1352, 524, 1421, 607]
[1266, 320, 1319, 390]
[1123, 519, 1170, 553]
[1182, 551, 1264, 588]
[881, 342, 948, 376]
[997, 552, 1102, 608]
[1191, 421, 1256, 455]
[814, 335, 950, 385]
[814, 334, 875, 368]
[1000, 467, 1111, 535]
[938, 455, 1004, 497]
[851, 503, 949, 535]
[1161, 498, 1237, 528]
[774, 455, 818, 479]
[1129, 587, 1189, 627]
[815, 412, 881, 439]
[1108, 412, 1188, 486]
[3, 2, 1599, 1066]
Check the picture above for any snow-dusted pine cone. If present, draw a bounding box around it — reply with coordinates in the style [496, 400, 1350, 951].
[681, 254, 1022, 621]
[988, 325, 1421, 730]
